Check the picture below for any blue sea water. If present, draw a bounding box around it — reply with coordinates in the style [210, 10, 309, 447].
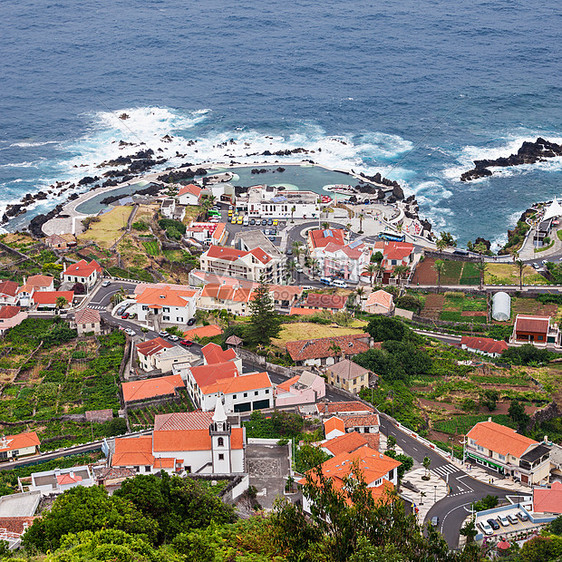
[0, 0, 561, 247]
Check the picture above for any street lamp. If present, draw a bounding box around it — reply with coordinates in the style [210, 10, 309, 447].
[433, 485, 437, 503]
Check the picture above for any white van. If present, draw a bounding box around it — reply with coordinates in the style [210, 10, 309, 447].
[243, 216, 249, 226]
[332, 279, 348, 288]
[320, 277, 332, 285]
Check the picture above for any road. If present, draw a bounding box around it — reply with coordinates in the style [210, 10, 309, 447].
[379, 413, 521, 547]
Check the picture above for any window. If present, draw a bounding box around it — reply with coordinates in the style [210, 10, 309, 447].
[218, 453, 224, 460]
[233, 394, 237, 399]
[254, 391, 258, 396]
[176, 317, 183, 323]
[163, 316, 170, 321]
[498, 454, 506, 461]
[265, 389, 269, 394]
[145, 466, 151, 472]
[163, 307, 170, 313]
[135, 466, 140, 472]
[244, 392, 248, 398]
[538, 335, 543, 341]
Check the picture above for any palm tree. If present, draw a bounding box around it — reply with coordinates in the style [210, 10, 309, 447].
[329, 342, 342, 359]
[346, 223, 352, 232]
[55, 296, 68, 310]
[363, 263, 377, 285]
[433, 259, 445, 293]
[436, 238, 447, 257]
[375, 262, 386, 284]
[290, 206, 296, 223]
[358, 213, 364, 233]
[321, 222, 330, 231]
[309, 258, 319, 277]
[355, 286, 365, 300]
[475, 261, 487, 290]
[284, 259, 296, 281]
[515, 259, 525, 290]
[393, 264, 409, 286]
[292, 241, 303, 261]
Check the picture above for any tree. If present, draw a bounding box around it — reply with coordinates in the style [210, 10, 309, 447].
[422, 456, 431, 479]
[329, 341, 342, 358]
[358, 213, 364, 233]
[71, 282, 86, 295]
[292, 241, 304, 261]
[438, 231, 457, 247]
[371, 251, 384, 264]
[291, 205, 296, 222]
[433, 259, 445, 292]
[508, 399, 530, 430]
[246, 280, 282, 346]
[515, 259, 525, 290]
[459, 519, 477, 544]
[386, 435, 397, 451]
[321, 221, 330, 230]
[363, 263, 377, 285]
[393, 265, 410, 285]
[435, 238, 447, 257]
[295, 444, 332, 474]
[55, 296, 68, 310]
[366, 316, 411, 343]
[474, 261, 486, 290]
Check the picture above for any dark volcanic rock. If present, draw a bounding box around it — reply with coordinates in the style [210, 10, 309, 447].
[99, 183, 161, 206]
[158, 167, 206, 184]
[78, 176, 99, 186]
[461, 138, 562, 181]
[392, 185, 405, 200]
[474, 237, 491, 251]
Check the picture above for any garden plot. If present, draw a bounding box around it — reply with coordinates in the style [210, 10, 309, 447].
[439, 292, 488, 323]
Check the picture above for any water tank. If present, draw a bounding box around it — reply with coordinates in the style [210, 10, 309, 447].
[492, 292, 511, 322]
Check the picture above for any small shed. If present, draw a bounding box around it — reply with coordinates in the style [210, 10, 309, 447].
[492, 292, 511, 322]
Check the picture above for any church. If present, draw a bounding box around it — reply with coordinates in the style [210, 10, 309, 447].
[111, 399, 246, 475]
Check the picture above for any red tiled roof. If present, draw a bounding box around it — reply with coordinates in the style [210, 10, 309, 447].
[178, 184, 202, 198]
[305, 293, 348, 310]
[153, 427, 244, 452]
[0, 305, 21, 319]
[322, 432, 373, 456]
[136, 337, 173, 357]
[136, 286, 197, 307]
[514, 315, 550, 334]
[365, 290, 393, 310]
[286, 333, 370, 362]
[276, 375, 300, 393]
[317, 401, 374, 416]
[466, 421, 537, 457]
[112, 436, 154, 467]
[289, 307, 319, 316]
[32, 291, 74, 305]
[0, 280, 19, 297]
[323, 416, 345, 435]
[202, 342, 237, 365]
[122, 374, 184, 403]
[154, 411, 214, 431]
[534, 481, 562, 514]
[461, 336, 508, 355]
[64, 259, 102, 278]
[0, 431, 40, 453]
[74, 308, 101, 325]
[183, 324, 224, 340]
[341, 413, 380, 429]
[190, 362, 239, 389]
[57, 472, 83, 485]
[0, 517, 35, 536]
[200, 284, 255, 303]
[309, 228, 346, 249]
[201, 371, 272, 395]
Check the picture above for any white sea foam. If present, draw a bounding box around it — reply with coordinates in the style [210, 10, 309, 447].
[410, 180, 452, 207]
[8, 141, 59, 148]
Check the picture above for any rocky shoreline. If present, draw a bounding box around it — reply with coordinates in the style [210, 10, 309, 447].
[460, 137, 562, 181]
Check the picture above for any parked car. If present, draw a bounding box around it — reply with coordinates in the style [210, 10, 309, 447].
[478, 521, 493, 536]
[237, 216, 243, 225]
[487, 519, 500, 531]
[187, 317, 196, 326]
[180, 339, 193, 347]
[517, 511, 529, 522]
[121, 313, 129, 319]
[431, 516, 439, 527]
[332, 279, 348, 288]
[267, 218, 273, 226]
[320, 276, 332, 285]
[295, 264, 303, 273]
[532, 263, 539, 269]
[286, 248, 293, 256]
[124, 328, 135, 336]
[507, 514, 519, 525]
[273, 219, 278, 226]
[116, 307, 126, 316]
[249, 218, 256, 225]
[168, 334, 179, 342]
[158, 331, 168, 337]
[268, 236, 276, 242]
[261, 219, 268, 226]
[498, 514, 510, 527]
[101, 280, 111, 287]
[301, 285, 314, 290]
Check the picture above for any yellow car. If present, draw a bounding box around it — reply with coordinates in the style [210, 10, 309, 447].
[237, 216, 243, 225]
[272, 219, 278, 226]
[228, 210, 233, 216]
[231, 216, 237, 224]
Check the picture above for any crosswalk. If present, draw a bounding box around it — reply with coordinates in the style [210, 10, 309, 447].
[87, 304, 106, 310]
[432, 464, 459, 478]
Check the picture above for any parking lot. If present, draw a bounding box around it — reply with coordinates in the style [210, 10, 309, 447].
[475, 506, 545, 541]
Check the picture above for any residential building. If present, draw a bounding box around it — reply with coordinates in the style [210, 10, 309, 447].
[323, 413, 380, 438]
[533, 481, 562, 514]
[319, 431, 380, 457]
[364, 289, 394, 315]
[198, 283, 256, 316]
[286, 333, 371, 367]
[136, 337, 196, 373]
[184, 222, 227, 246]
[176, 184, 202, 206]
[17, 275, 55, 307]
[307, 228, 346, 252]
[299, 446, 400, 514]
[325, 359, 376, 393]
[112, 403, 245, 475]
[316, 401, 375, 417]
[32, 290, 74, 310]
[0, 306, 28, 335]
[183, 324, 223, 341]
[465, 420, 551, 485]
[305, 293, 348, 312]
[0, 280, 19, 305]
[233, 229, 282, 258]
[62, 260, 102, 290]
[73, 308, 101, 335]
[201, 342, 242, 372]
[122, 374, 185, 405]
[45, 234, 68, 250]
[134, 283, 199, 328]
[0, 432, 40, 461]
[275, 371, 326, 407]
[511, 315, 560, 346]
[199, 245, 282, 284]
[238, 185, 326, 219]
[27, 466, 93, 496]
[371, 240, 415, 284]
[460, 336, 508, 358]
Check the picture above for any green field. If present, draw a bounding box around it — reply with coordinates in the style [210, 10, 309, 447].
[433, 413, 516, 435]
[440, 260, 464, 284]
[142, 239, 160, 256]
[459, 262, 481, 285]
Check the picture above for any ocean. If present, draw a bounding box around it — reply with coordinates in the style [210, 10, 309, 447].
[1, 0, 561, 248]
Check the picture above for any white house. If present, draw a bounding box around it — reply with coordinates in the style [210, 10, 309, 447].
[136, 337, 197, 373]
[27, 465, 93, 496]
[134, 283, 199, 328]
[112, 403, 245, 475]
[62, 260, 102, 290]
[312, 240, 372, 283]
[0, 432, 40, 461]
[364, 290, 394, 315]
[460, 336, 508, 358]
[17, 275, 54, 307]
[176, 184, 202, 206]
[0, 281, 19, 306]
[73, 308, 102, 336]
